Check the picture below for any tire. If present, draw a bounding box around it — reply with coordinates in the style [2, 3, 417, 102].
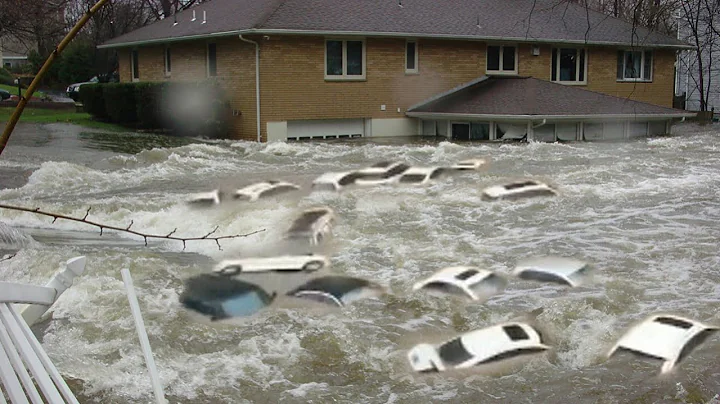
[302, 260, 324, 272]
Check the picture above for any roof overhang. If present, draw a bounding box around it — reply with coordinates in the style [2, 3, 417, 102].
[98, 28, 694, 50]
[406, 112, 697, 121]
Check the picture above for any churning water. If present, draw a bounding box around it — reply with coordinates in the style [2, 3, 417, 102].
[1, 123, 719, 403]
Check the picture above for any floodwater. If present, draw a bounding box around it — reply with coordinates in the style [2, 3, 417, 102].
[1, 122, 719, 403]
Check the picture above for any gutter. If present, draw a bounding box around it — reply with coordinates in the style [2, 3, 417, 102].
[98, 28, 694, 50]
[405, 112, 697, 120]
[239, 35, 261, 142]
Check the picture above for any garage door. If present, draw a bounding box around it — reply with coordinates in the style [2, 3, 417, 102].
[287, 119, 364, 140]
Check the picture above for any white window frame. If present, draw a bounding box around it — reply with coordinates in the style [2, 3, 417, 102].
[405, 39, 418, 74]
[164, 46, 171, 77]
[206, 42, 217, 78]
[485, 44, 518, 75]
[552, 48, 587, 85]
[618, 49, 653, 82]
[324, 38, 366, 81]
[130, 49, 139, 82]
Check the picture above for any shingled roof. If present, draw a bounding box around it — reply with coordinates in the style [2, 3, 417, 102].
[407, 76, 694, 119]
[99, 0, 689, 49]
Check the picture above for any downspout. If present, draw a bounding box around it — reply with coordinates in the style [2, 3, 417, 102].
[532, 119, 547, 128]
[239, 35, 261, 142]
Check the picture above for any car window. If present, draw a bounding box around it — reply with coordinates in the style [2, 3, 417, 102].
[504, 181, 539, 190]
[338, 172, 363, 186]
[291, 290, 343, 307]
[503, 325, 530, 341]
[420, 281, 468, 298]
[438, 338, 474, 366]
[468, 273, 506, 296]
[430, 168, 447, 179]
[384, 164, 411, 177]
[478, 348, 546, 365]
[517, 270, 572, 286]
[455, 269, 479, 281]
[371, 161, 393, 168]
[654, 317, 693, 329]
[398, 174, 427, 183]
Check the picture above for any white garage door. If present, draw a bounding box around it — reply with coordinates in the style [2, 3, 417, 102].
[287, 119, 364, 140]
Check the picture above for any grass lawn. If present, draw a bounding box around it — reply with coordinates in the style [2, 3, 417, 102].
[0, 84, 47, 99]
[0, 107, 125, 131]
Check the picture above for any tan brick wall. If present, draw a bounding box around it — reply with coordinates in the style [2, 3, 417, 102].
[117, 35, 676, 140]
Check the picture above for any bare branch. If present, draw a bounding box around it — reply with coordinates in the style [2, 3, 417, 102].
[0, 203, 264, 250]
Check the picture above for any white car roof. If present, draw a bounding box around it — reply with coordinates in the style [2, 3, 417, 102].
[513, 256, 588, 287]
[313, 171, 355, 184]
[608, 314, 718, 372]
[236, 181, 299, 197]
[356, 161, 404, 174]
[187, 190, 221, 203]
[453, 158, 487, 168]
[483, 180, 555, 198]
[459, 322, 548, 362]
[413, 266, 499, 299]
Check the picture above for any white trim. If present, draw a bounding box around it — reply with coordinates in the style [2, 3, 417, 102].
[1, 56, 28, 60]
[206, 42, 217, 77]
[239, 35, 261, 142]
[405, 39, 418, 74]
[486, 44, 518, 75]
[130, 49, 139, 82]
[324, 38, 366, 81]
[617, 49, 653, 82]
[97, 29, 695, 50]
[551, 47, 588, 85]
[407, 112, 695, 120]
[163, 45, 171, 77]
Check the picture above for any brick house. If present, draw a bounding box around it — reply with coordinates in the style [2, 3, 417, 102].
[99, 0, 695, 142]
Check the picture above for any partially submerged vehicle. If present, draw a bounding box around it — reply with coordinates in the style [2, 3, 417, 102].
[607, 314, 718, 374]
[179, 274, 276, 321]
[311, 172, 365, 192]
[412, 266, 507, 301]
[286, 275, 384, 307]
[234, 180, 301, 201]
[482, 180, 557, 201]
[353, 163, 412, 186]
[395, 166, 449, 185]
[285, 207, 335, 245]
[186, 190, 224, 207]
[512, 256, 589, 287]
[407, 322, 549, 372]
[213, 254, 329, 275]
[450, 158, 488, 171]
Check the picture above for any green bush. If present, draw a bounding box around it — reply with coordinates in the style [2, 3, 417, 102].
[79, 84, 107, 120]
[135, 82, 165, 129]
[103, 83, 138, 124]
[59, 41, 95, 84]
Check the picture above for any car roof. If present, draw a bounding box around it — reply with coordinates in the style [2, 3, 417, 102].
[414, 266, 496, 289]
[237, 180, 297, 195]
[514, 256, 587, 278]
[313, 171, 355, 183]
[401, 166, 443, 176]
[288, 275, 374, 300]
[611, 315, 716, 361]
[187, 190, 220, 201]
[458, 322, 544, 361]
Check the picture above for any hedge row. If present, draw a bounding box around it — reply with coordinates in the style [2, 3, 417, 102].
[78, 81, 231, 138]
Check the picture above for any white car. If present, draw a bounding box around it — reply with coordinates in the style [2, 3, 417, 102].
[407, 322, 550, 372]
[311, 172, 365, 192]
[512, 256, 589, 287]
[234, 180, 300, 201]
[607, 314, 718, 374]
[482, 180, 557, 201]
[353, 162, 412, 186]
[285, 207, 335, 245]
[186, 190, 223, 207]
[412, 266, 507, 301]
[451, 158, 488, 171]
[395, 166, 449, 185]
[213, 254, 329, 275]
[286, 275, 385, 307]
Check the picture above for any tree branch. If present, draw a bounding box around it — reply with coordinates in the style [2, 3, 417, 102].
[0, 203, 264, 251]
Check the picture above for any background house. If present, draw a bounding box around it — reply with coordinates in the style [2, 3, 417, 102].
[0, 36, 36, 72]
[99, 0, 694, 142]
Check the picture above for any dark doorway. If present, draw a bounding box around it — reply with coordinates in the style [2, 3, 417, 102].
[452, 123, 470, 140]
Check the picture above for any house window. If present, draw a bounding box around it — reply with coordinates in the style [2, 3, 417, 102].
[131, 50, 139, 81]
[551, 48, 586, 83]
[617, 50, 652, 81]
[164, 46, 171, 76]
[486, 45, 517, 74]
[406, 40, 418, 74]
[207, 43, 217, 77]
[325, 39, 366, 80]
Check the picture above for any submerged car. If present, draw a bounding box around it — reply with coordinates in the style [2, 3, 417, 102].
[179, 274, 277, 321]
[234, 180, 300, 201]
[512, 256, 590, 287]
[450, 158, 488, 171]
[0, 89, 11, 101]
[607, 314, 718, 374]
[407, 322, 549, 372]
[482, 180, 557, 201]
[286, 275, 385, 307]
[213, 254, 329, 275]
[285, 207, 335, 245]
[353, 163, 412, 186]
[395, 166, 448, 185]
[412, 266, 507, 301]
[186, 190, 224, 207]
[311, 171, 365, 192]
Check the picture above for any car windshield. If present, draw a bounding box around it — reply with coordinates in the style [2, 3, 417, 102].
[398, 174, 427, 183]
[438, 337, 474, 366]
[504, 181, 539, 190]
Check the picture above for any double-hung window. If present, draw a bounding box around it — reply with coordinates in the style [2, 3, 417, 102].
[325, 39, 366, 80]
[405, 40, 418, 74]
[486, 45, 517, 74]
[617, 50, 652, 81]
[551, 48, 586, 84]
